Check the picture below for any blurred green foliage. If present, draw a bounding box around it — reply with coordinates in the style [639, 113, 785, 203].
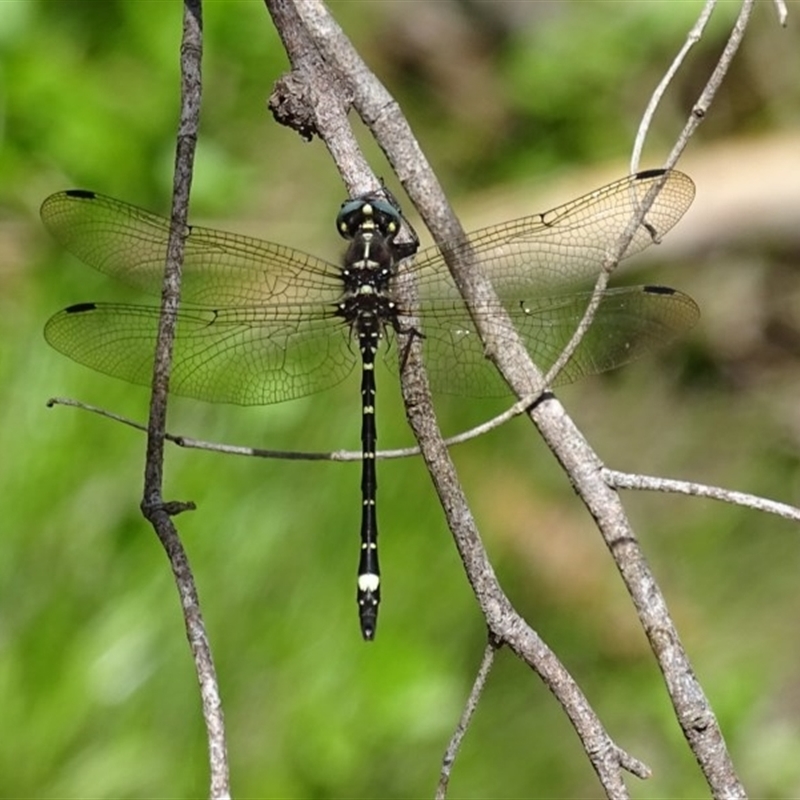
[2, 1, 800, 798]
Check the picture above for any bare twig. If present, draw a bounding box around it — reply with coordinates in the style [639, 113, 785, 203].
[47, 396, 346, 461]
[49, 393, 800, 525]
[630, 0, 717, 172]
[604, 470, 800, 522]
[547, 0, 753, 398]
[136, 2, 230, 797]
[47, 0, 784, 795]
[664, 0, 756, 170]
[540, 172, 680, 389]
[436, 638, 498, 800]
[46, 391, 534, 462]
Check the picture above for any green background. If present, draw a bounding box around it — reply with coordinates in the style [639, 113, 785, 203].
[2, 1, 800, 797]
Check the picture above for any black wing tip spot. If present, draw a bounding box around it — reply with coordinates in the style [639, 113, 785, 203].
[64, 302, 98, 313]
[635, 168, 667, 180]
[642, 285, 676, 296]
[64, 189, 96, 200]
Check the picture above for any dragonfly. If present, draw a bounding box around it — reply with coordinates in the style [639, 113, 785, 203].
[42, 168, 699, 640]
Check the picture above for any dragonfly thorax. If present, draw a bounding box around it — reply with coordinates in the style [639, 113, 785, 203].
[341, 232, 396, 294]
[337, 196, 408, 339]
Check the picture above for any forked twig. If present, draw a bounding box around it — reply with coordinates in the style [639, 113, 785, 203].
[288, 0, 689, 796]
[545, 0, 754, 395]
[630, 0, 717, 172]
[665, 0, 756, 170]
[286, 0, 781, 797]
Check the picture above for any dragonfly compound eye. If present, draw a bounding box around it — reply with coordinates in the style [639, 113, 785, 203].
[337, 196, 403, 241]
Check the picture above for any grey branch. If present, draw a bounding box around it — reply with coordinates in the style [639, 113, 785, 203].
[137, 1, 231, 797]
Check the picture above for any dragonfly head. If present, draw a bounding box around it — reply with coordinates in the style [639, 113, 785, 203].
[337, 195, 403, 242]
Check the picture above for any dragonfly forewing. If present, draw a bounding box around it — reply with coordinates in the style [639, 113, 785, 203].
[40, 190, 344, 306]
[409, 170, 695, 302]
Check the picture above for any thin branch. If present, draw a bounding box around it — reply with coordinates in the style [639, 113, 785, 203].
[47, 0, 779, 795]
[46, 393, 534, 462]
[546, 0, 737, 397]
[136, 2, 230, 797]
[436, 638, 498, 800]
[540, 172, 677, 389]
[664, 0, 756, 169]
[630, 0, 717, 173]
[49, 394, 800, 528]
[604, 470, 800, 522]
[47, 396, 347, 460]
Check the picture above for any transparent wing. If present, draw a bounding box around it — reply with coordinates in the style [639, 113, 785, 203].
[44, 302, 358, 405]
[40, 190, 344, 305]
[386, 286, 699, 397]
[410, 170, 695, 300]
